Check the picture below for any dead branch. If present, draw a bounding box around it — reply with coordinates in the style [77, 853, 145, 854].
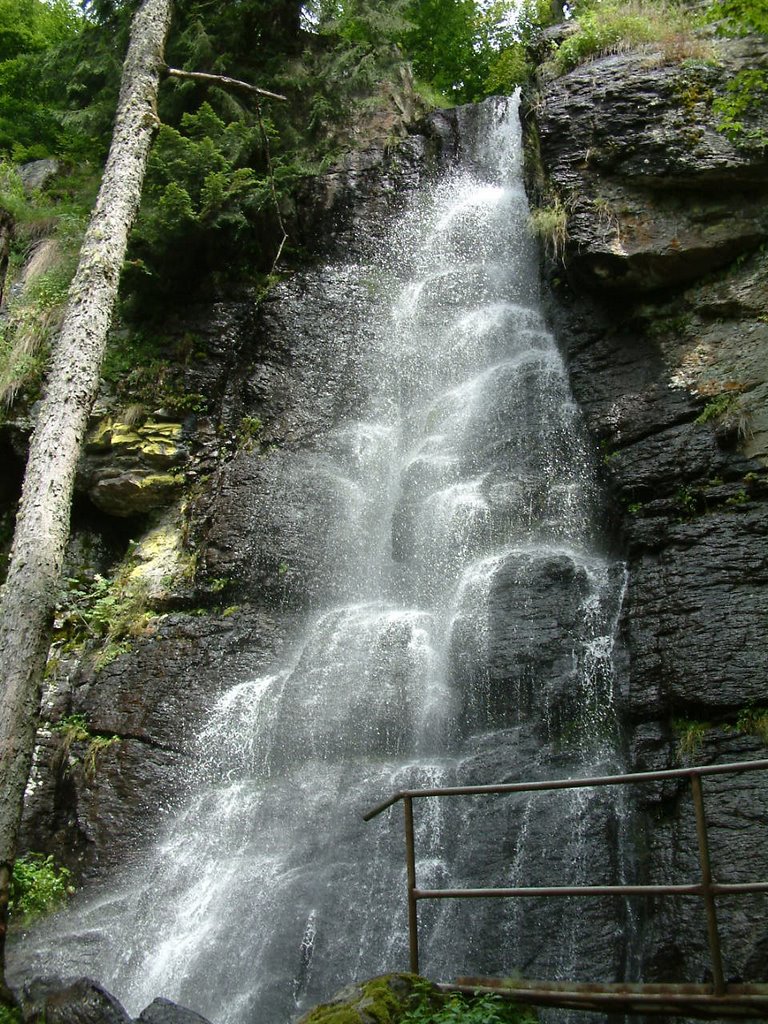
[165, 66, 287, 101]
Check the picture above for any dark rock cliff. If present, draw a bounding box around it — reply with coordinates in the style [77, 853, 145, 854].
[524, 29, 768, 1001]
[17, 110, 463, 882]
[7, 32, 768, 1011]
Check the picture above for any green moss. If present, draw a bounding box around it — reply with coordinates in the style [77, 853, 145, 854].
[137, 472, 185, 491]
[301, 975, 425, 1024]
[303, 1007, 361, 1024]
[87, 419, 182, 461]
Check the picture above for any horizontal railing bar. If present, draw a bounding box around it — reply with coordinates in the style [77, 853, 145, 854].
[362, 758, 768, 820]
[451, 978, 768, 995]
[364, 791, 407, 819]
[442, 983, 768, 1018]
[446, 983, 768, 1003]
[414, 881, 768, 900]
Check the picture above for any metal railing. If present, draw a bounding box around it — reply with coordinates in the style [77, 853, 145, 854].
[364, 757, 768, 1000]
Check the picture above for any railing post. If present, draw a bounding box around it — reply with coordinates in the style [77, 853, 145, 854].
[690, 773, 725, 995]
[403, 794, 420, 973]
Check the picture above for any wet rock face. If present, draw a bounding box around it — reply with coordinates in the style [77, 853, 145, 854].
[527, 31, 768, 995]
[19, 977, 214, 1024]
[21, 605, 288, 881]
[19, 112, 463, 882]
[533, 36, 768, 292]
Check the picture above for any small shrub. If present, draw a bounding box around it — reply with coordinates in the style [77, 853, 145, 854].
[736, 707, 768, 744]
[695, 389, 751, 442]
[83, 734, 120, 780]
[237, 415, 263, 449]
[712, 69, 768, 148]
[696, 392, 737, 424]
[52, 713, 90, 753]
[674, 485, 698, 517]
[403, 985, 536, 1024]
[9, 853, 73, 923]
[54, 570, 152, 669]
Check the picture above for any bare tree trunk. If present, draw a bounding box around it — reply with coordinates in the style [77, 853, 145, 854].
[0, 0, 173, 1000]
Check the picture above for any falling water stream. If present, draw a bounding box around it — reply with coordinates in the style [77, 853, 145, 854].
[16, 97, 631, 1024]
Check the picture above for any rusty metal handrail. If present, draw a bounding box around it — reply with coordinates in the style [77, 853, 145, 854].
[363, 757, 768, 998]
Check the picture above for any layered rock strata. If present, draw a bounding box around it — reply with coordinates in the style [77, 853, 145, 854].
[524, 30, 768, 997]
[16, 110, 462, 881]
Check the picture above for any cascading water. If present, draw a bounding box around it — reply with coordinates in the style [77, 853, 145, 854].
[15, 97, 632, 1024]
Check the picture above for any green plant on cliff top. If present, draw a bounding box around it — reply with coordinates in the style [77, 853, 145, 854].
[704, 0, 768, 148]
[552, 0, 702, 73]
[9, 852, 73, 923]
[704, 0, 768, 37]
[712, 69, 768, 147]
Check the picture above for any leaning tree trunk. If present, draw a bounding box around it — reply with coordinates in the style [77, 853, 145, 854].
[0, 0, 173, 1000]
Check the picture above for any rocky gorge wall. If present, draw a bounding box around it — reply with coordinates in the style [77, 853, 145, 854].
[11, 110, 463, 882]
[523, 28, 768, 996]
[3, 28, 767, 1016]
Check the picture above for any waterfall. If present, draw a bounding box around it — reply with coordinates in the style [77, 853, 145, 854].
[15, 97, 630, 1024]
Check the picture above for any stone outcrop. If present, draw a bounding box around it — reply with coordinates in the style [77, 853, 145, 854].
[80, 419, 186, 517]
[296, 974, 427, 1024]
[525, 28, 768, 997]
[531, 35, 768, 292]
[19, 976, 213, 1024]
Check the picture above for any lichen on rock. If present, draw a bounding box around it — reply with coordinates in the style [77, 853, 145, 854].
[81, 418, 186, 516]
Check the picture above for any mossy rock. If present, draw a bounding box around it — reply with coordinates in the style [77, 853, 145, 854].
[297, 974, 433, 1024]
[88, 470, 184, 516]
[86, 419, 182, 465]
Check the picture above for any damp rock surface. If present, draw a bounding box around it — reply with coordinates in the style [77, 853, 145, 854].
[526, 28, 768, 994]
[532, 36, 768, 292]
[18, 977, 214, 1024]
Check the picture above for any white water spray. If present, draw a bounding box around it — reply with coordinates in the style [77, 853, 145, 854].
[16, 97, 629, 1024]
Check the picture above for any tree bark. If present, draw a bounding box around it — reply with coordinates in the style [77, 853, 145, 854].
[0, 0, 173, 1000]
